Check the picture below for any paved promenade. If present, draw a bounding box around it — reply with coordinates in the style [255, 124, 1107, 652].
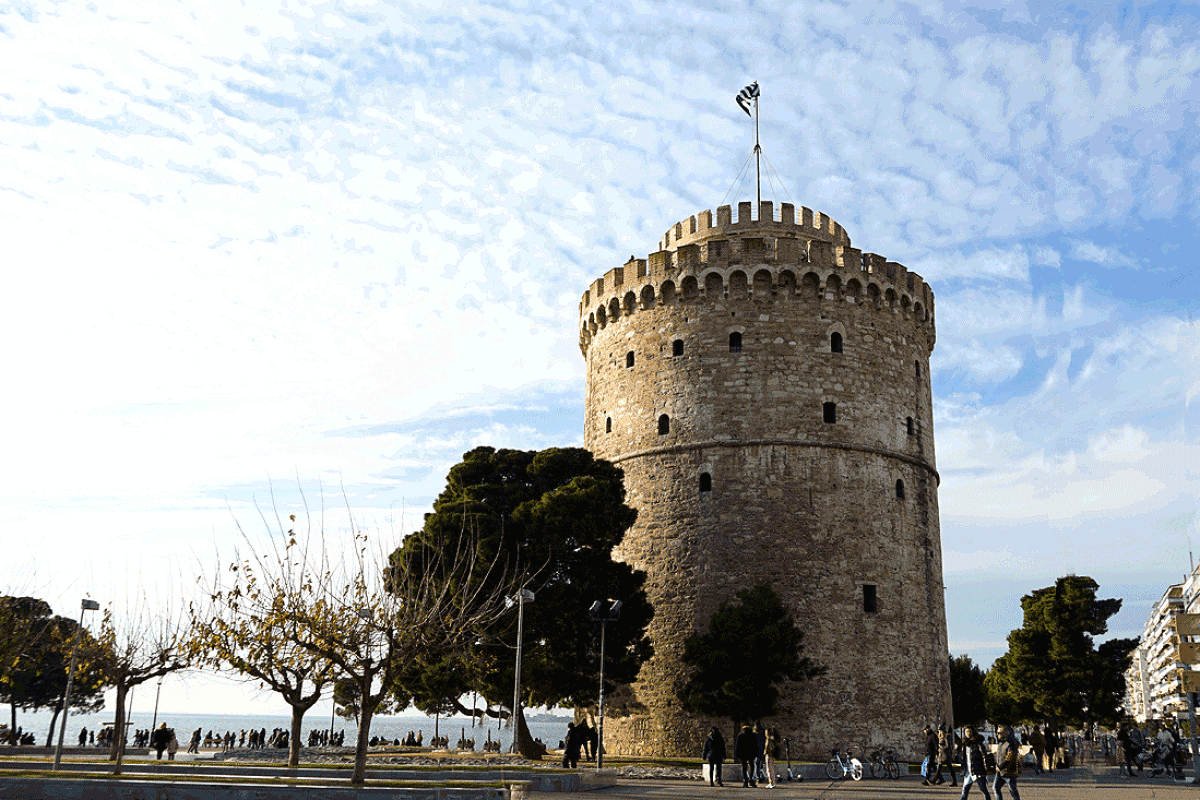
[529, 763, 1200, 799]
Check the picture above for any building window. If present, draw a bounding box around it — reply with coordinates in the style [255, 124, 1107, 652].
[626, 351, 635, 368]
[896, 479, 905, 500]
[606, 417, 612, 434]
[658, 414, 670, 435]
[831, 332, 843, 353]
[823, 402, 837, 424]
[915, 360, 921, 377]
[729, 332, 742, 352]
[863, 584, 878, 613]
[906, 417, 914, 436]
[699, 472, 712, 492]
[673, 339, 684, 357]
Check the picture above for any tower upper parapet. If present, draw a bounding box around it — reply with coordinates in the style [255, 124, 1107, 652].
[660, 200, 851, 252]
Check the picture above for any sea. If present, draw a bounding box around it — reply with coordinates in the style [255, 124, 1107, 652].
[4, 708, 573, 753]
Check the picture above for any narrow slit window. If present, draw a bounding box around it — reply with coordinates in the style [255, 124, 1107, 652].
[626, 351, 635, 368]
[823, 402, 837, 424]
[605, 417, 612, 434]
[658, 414, 670, 435]
[863, 584, 878, 613]
[729, 332, 743, 353]
[831, 332, 843, 353]
[895, 479, 905, 500]
[906, 417, 914, 436]
[915, 360, 921, 377]
[699, 472, 712, 492]
[673, 339, 684, 357]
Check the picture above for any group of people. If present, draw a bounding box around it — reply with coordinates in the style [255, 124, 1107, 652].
[955, 724, 1022, 800]
[1116, 720, 1185, 778]
[559, 719, 599, 768]
[307, 728, 346, 747]
[701, 724, 782, 788]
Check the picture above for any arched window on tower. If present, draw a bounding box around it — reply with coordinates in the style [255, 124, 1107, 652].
[831, 332, 843, 353]
[906, 416, 914, 436]
[699, 472, 712, 492]
[823, 402, 837, 424]
[729, 332, 742, 353]
[673, 339, 684, 357]
[895, 479, 905, 500]
[658, 414, 670, 435]
[606, 417, 612, 434]
[626, 351, 635, 368]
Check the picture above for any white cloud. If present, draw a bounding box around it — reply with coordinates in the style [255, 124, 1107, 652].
[3, 0, 1200, 713]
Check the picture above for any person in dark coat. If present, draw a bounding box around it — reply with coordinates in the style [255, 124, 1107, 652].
[958, 726, 992, 800]
[150, 723, 171, 760]
[934, 726, 958, 787]
[561, 722, 582, 769]
[702, 727, 726, 787]
[992, 724, 1021, 800]
[734, 725, 758, 788]
[921, 725, 939, 785]
[576, 719, 593, 760]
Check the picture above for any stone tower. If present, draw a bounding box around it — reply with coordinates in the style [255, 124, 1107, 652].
[578, 200, 950, 758]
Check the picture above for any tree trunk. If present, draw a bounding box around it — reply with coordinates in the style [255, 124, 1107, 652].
[287, 704, 305, 770]
[351, 700, 375, 785]
[514, 707, 541, 760]
[44, 703, 62, 747]
[109, 682, 127, 772]
[8, 703, 16, 745]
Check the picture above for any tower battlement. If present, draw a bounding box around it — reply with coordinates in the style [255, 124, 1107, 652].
[659, 200, 851, 252]
[579, 207, 935, 357]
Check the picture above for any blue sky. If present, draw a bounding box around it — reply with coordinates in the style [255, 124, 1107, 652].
[2, 0, 1200, 714]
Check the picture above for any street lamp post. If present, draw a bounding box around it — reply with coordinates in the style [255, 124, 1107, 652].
[589, 599, 622, 771]
[509, 588, 535, 753]
[53, 598, 100, 771]
[151, 677, 164, 733]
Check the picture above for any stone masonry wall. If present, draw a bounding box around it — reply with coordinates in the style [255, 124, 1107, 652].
[578, 201, 951, 760]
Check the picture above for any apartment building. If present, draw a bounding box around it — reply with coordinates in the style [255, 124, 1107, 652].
[1125, 583, 1187, 722]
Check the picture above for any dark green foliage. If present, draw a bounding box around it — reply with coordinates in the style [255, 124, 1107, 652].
[985, 576, 1136, 728]
[388, 447, 653, 716]
[0, 597, 107, 745]
[676, 584, 824, 726]
[949, 654, 987, 728]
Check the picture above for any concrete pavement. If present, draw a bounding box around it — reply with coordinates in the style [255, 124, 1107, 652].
[528, 762, 1200, 799]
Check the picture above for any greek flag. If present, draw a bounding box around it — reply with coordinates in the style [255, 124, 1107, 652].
[736, 82, 759, 116]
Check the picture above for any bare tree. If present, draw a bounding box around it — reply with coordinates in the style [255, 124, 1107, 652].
[277, 512, 512, 785]
[94, 601, 188, 771]
[188, 513, 337, 769]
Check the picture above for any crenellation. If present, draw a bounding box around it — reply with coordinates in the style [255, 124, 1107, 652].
[648, 251, 670, 277]
[605, 266, 624, 290]
[841, 246, 862, 273]
[810, 240, 835, 268]
[579, 209, 936, 359]
[733, 200, 749, 224]
[781, 202, 794, 224]
[863, 252, 887, 275]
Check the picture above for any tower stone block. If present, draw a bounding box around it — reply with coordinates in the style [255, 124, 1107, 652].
[578, 201, 950, 759]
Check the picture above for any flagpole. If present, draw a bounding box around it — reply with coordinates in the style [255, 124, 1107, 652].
[754, 93, 761, 208]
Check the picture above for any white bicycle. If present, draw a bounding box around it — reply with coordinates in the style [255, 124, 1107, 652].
[825, 749, 864, 781]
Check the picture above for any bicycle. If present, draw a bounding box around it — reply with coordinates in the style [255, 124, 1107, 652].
[825, 749, 864, 781]
[865, 747, 902, 779]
